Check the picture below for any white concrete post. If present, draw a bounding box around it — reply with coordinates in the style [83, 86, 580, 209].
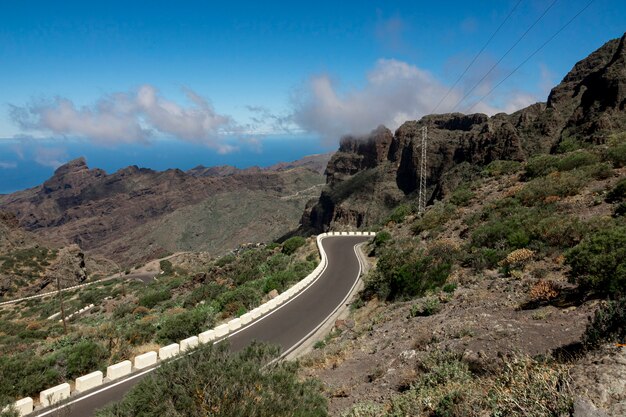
[158, 343, 180, 360]
[134, 351, 157, 369]
[180, 336, 199, 352]
[40, 383, 70, 407]
[75, 371, 103, 392]
[106, 360, 132, 380]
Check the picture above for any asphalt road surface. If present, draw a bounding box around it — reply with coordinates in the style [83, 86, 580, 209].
[33, 235, 369, 417]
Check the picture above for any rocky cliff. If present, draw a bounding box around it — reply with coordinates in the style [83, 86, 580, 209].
[302, 33, 626, 232]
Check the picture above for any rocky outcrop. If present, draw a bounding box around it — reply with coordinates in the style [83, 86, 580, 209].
[302, 33, 626, 232]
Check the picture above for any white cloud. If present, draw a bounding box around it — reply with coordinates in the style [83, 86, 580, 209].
[10, 85, 235, 151]
[0, 161, 17, 169]
[291, 58, 545, 140]
[33, 147, 68, 169]
[291, 59, 462, 139]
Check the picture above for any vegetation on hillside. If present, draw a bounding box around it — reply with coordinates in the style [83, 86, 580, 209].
[95, 342, 327, 417]
[0, 238, 317, 405]
[332, 135, 626, 416]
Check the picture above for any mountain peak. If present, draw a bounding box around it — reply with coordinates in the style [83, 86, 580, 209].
[53, 157, 88, 176]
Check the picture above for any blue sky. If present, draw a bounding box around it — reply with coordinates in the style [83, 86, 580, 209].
[0, 0, 624, 192]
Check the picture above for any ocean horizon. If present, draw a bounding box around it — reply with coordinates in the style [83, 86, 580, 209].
[0, 134, 333, 194]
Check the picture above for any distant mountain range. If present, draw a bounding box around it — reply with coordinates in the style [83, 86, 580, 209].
[0, 153, 331, 273]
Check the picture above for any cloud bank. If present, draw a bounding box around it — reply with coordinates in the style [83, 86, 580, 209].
[10, 85, 235, 152]
[290, 58, 544, 140]
[291, 59, 461, 140]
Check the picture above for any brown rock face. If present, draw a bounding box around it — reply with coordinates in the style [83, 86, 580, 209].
[302, 33, 626, 232]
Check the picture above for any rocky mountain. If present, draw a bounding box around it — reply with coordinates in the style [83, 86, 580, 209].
[302, 33, 626, 233]
[0, 156, 326, 268]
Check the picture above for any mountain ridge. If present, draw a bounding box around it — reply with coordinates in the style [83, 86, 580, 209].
[301, 32, 626, 233]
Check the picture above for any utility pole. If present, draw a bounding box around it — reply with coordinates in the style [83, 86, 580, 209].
[56, 275, 67, 334]
[418, 126, 428, 214]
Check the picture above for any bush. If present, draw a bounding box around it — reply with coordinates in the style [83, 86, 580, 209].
[482, 160, 522, 177]
[409, 298, 441, 317]
[524, 151, 600, 179]
[517, 171, 586, 205]
[138, 289, 172, 309]
[373, 231, 392, 247]
[557, 150, 600, 172]
[450, 187, 474, 207]
[582, 295, 626, 350]
[412, 202, 457, 235]
[565, 225, 626, 294]
[0, 352, 62, 401]
[159, 259, 174, 275]
[606, 178, 626, 203]
[95, 342, 327, 417]
[524, 155, 560, 179]
[607, 141, 626, 167]
[387, 204, 413, 223]
[215, 254, 236, 267]
[364, 249, 452, 301]
[156, 305, 215, 344]
[281, 236, 306, 255]
[65, 339, 108, 378]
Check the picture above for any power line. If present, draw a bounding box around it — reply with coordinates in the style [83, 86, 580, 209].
[430, 0, 523, 115]
[450, 0, 559, 112]
[467, 0, 596, 112]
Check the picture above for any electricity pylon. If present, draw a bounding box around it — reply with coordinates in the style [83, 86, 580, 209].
[418, 126, 427, 214]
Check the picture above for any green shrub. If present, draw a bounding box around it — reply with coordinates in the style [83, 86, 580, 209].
[183, 283, 225, 308]
[0, 352, 62, 400]
[409, 298, 441, 317]
[281, 236, 306, 255]
[65, 339, 108, 378]
[482, 160, 522, 177]
[387, 204, 413, 223]
[442, 283, 457, 293]
[217, 284, 261, 315]
[556, 137, 586, 153]
[524, 155, 560, 179]
[113, 303, 135, 319]
[565, 225, 626, 294]
[517, 171, 586, 205]
[450, 187, 474, 207]
[606, 178, 626, 203]
[95, 342, 327, 417]
[557, 151, 600, 172]
[159, 259, 174, 275]
[138, 289, 172, 309]
[412, 202, 457, 235]
[215, 254, 236, 267]
[525, 151, 600, 180]
[582, 295, 626, 350]
[364, 249, 451, 301]
[156, 305, 215, 344]
[607, 141, 626, 167]
[373, 231, 392, 247]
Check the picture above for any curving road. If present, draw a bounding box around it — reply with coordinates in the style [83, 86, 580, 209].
[32, 235, 369, 417]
